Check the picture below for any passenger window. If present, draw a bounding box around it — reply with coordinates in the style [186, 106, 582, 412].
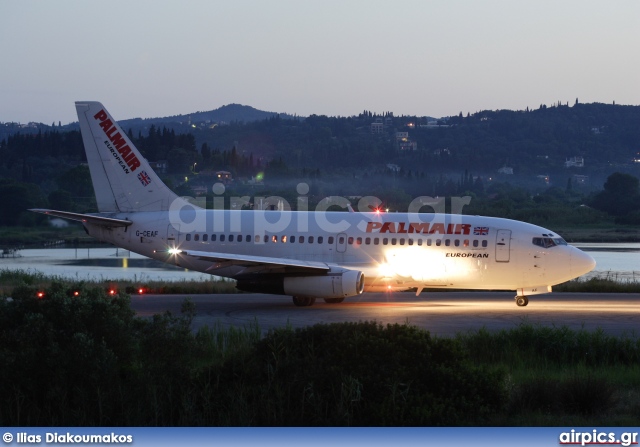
[482, 240, 488, 247]
[408, 239, 413, 246]
[400, 238, 405, 245]
[328, 236, 334, 244]
[299, 236, 305, 243]
[281, 235, 287, 243]
[186, 234, 191, 241]
[418, 239, 423, 246]
[473, 240, 478, 247]
[309, 236, 314, 243]
[463, 240, 469, 247]
[203, 234, 208, 242]
[237, 235, 243, 242]
[436, 240, 441, 246]
[365, 237, 371, 245]
[220, 235, 225, 242]
[264, 235, 269, 243]
[291, 236, 296, 243]
[383, 238, 388, 245]
[212, 234, 217, 242]
[348, 237, 354, 244]
[391, 238, 397, 245]
[194, 234, 200, 241]
[374, 238, 379, 245]
[255, 235, 260, 243]
[318, 236, 323, 244]
[356, 237, 362, 245]
[229, 235, 234, 242]
[445, 239, 450, 246]
[272, 235, 277, 243]
[427, 239, 432, 246]
[454, 239, 460, 247]
[339, 236, 345, 244]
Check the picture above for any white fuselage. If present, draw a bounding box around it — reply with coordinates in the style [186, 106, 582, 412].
[85, 210, 595, 294]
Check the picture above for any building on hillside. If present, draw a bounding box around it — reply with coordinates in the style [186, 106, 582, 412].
[564, 156, 584, 168]
[215, 170, 233, 185]
[537, 174, 550, 185]
[148, 160, 168, 174]
[498, 166, 514, 175]
[573, 174, 589, 186]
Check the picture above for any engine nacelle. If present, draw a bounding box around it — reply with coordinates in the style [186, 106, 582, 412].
[237, 270, 365, 299]
[284, 270, 365, 298]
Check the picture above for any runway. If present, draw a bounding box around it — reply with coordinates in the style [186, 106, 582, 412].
[129, 292, 640, 337]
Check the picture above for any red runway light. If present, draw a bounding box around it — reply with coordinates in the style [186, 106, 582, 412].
[109, 289, 116, 295]
[73, 291, 79, 296]
[37, 292, 44, 298]
[138, 288, 144, 294]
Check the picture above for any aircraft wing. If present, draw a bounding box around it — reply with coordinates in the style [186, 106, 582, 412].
[29, 209, 132, 227]
[177, 249, 331, 275]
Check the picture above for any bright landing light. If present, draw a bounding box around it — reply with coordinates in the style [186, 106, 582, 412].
[168, 248, 181, 255]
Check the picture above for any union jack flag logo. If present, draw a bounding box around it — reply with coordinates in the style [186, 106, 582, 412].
[137, 170, 151, 186]
[473, 226, 489, 235]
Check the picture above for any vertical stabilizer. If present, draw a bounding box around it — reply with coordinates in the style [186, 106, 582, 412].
[76, 101, 192, 213]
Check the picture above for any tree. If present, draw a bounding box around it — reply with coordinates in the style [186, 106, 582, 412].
[590, 172, 640, 217]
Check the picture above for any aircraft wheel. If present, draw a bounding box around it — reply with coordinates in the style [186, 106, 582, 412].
[515, 296, 529, 307]
[324, 298, 345, 304]
[292, 296, 316, 307]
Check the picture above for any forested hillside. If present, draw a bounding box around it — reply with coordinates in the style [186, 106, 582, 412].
[1, 102, 639, 229]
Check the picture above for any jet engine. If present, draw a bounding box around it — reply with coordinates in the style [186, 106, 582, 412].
[237, 269, 365, 300]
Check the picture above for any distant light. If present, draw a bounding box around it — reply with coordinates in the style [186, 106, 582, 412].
[37, 291, 44, 298]
[138, 288, 144, 294]
[109, 289, 116, 295]
[168, 248, 181, 255]
[73, 291, 79, 296]
[385, 208, 389, 213]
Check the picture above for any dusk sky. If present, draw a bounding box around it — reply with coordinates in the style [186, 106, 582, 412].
[2, 0, 639, 124]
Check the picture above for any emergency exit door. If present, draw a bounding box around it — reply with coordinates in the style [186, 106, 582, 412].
[495, 229, 511, 262]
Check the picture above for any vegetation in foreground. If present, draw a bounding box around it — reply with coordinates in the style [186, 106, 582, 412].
[1, 283, 639, 426]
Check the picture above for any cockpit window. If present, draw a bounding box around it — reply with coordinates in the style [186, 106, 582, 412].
[532, 237, 567, 248]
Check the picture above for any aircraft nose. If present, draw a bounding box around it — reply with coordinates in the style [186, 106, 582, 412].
[570, 247, 596, 277]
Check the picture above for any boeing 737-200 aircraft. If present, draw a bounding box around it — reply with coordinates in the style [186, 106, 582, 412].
[31, 102, 595, 307]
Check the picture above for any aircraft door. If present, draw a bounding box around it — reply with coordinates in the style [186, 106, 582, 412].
[336, 233, 347, 253]
[495, 229, 511, 262]
[167, 224, 180, 247]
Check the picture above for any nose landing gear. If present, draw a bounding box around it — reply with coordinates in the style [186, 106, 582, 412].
[515, 296, 529, 307]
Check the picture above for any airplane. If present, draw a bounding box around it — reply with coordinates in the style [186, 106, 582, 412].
[31, 101, 596, 307]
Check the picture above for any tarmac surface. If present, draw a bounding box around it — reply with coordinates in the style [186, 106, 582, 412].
[129, 292, 640, 337]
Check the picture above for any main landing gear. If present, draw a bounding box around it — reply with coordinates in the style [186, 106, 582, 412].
[292, 296, 316, 307]
[515, 296, 529, 307]
[292, 296, 345, 306]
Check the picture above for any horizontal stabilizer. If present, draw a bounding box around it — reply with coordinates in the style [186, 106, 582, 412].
[29, 209, 132, 227]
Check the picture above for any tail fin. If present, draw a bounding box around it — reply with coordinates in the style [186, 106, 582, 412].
[76, 101, 191, 213]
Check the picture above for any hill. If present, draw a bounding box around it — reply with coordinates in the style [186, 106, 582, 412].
[117, 103, 301, 129]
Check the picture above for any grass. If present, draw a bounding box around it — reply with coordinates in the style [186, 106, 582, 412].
[4, 269, 640, 296]
[0, 268, 240, 297]
[555, 276, 640, 293]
